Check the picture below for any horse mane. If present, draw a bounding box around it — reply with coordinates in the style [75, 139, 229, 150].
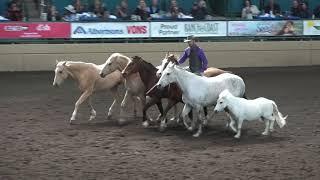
[133, 56, 158, 73]
[167, 54, 179, 64]
[107, 53, 131, 63]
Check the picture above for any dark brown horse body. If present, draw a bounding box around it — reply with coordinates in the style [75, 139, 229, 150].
[122, 56, 188, 130]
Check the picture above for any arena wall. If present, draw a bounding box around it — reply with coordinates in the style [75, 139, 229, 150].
[0, 41, 320, 72]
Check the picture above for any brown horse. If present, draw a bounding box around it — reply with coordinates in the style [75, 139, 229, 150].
[122, 56, 195, 131]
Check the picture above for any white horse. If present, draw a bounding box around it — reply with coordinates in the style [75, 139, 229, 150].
[214, 89, 287, 138]
[156, 62, 246, 137]
[99, 53, 147, 125]
[53, 60, 123, 124]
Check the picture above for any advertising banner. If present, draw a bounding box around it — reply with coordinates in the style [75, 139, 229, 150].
[150, 21, 227, 37]
[71, 22, 150, 38]
[303, 20, 320, 35]
[0, 22, 70, 38]
[228, 20, 303, 36]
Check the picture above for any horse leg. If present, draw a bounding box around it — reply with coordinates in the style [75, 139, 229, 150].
[119, 90, 131, 125]
[226, 112, 237, 133]
[269, 119, 275, 132]
[262, 119, 271, 136]
[181, 104, 193, 131]
[234, 118, 244, 139]
[70, 90, 92, 124]
[132, 95, 138, 117]
[159, 99, 178, 132]
[203, 107, 208, 126]
[155, 99, 164, 122]
[170, 103, 179, 122]
[193, 107, 205, 137]
[142, 97, 158, 128]
[107, 86, 120, 119]
[88, 97, 96, 121]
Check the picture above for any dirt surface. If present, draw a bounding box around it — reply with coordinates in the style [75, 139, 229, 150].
[0, 66, 320, 180]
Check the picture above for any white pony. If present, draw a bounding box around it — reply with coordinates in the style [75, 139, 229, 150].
[214, 89, 287, 138]
[156, 62, 246, 137]
[99, 53, 147, 125]
[53, 60, 123, 123]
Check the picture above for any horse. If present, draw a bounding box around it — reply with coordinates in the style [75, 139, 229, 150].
[122, 56, 184, 130]
[156, 62, 246, 137]
[53, 60, 123, 124]
[156, 53, 230, 77]
[99, 53, 146, 125]
[214, 89, 287, 138]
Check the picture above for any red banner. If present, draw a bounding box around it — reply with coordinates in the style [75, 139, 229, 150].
[0, 22, 70, 38]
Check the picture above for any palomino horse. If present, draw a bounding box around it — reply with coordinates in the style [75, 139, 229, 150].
[156, 62, 246, 137]
[99, 53, 146, 125]
[53, 60, 123, 124]
[156, 53, 229, 77]
[214, 89, 287, 138]
[122, 56, 183, 130]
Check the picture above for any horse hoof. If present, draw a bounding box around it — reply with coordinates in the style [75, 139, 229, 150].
[193, 133, 200, 137]
[234, 135, 240, 139]
[118, 118, 127, 126]
[89, 116, 96, 121]
[69, 120, 75, 125]
[159, 123, 167, 132]
[262, 132, 269, 136]
[187, 127, 193, 131]
[142, 121, 149, 128]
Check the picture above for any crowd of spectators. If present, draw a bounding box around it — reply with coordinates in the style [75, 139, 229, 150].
[241, 0, 319, 20]
[2, 0, 320, 22]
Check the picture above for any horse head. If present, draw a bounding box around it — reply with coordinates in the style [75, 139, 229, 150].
[156, 62, 176, 90]
[100, 53, 129, 78]
[122, 56, 142, 78]
[53, 60, 68, 87]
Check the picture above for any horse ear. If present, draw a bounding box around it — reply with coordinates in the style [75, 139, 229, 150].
[56, 60, 59, 65]
[62, 61, 67, 66]
[165, 52, 170, 58]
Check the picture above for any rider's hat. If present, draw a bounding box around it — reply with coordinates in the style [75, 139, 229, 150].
[184, 35, 196, 42]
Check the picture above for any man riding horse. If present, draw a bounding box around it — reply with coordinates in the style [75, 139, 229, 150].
[178, 35, 208, 76]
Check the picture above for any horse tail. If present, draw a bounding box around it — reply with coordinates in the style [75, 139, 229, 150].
[272, 103, 287, 128]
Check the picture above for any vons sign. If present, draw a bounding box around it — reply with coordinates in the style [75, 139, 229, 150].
[127, 25, 148, 34]
[71, 22, 150, 38]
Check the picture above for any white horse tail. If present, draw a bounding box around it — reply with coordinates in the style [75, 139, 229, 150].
[272, 103, 287, 128]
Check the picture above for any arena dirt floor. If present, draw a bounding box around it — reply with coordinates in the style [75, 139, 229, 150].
[0, 66, 320, 180]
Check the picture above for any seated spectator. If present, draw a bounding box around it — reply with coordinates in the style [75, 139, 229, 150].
[314, 5, 320, 18]
[241, 0, 260, 19]
[62, 5, 78, 21]
[167, 0, 184, 19]
[134, 0, 151, 20]
[7, 0, 22, 9]
[264, 0, 281, 15]
[147, 0, 160, 15]
[47, 5, 61, 21]
[191, 0, 209, 20]
[74, 0, 85, 13]
[92, 0, 106, 18]
[116, 0, 130, 20]
[169, 0, 184, 13]
[101, 10, 117, 21]
[290, 0, 301, 17]
[299, 2, 312, 19]
[6, 2, 23, 21]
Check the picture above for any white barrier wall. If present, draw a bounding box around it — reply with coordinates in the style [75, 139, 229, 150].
[0, 41, 320, 72]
